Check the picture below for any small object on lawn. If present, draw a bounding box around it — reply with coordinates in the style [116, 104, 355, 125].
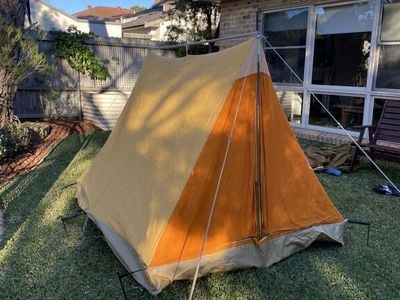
[60, 181, 77, 190]
[117, 268, 147, 300]
[318, 168, 342, 176]
[347, 219, 371, 246]
[58, 211, 87, 234]
[312, 166, 324, 171]
[373, 184, 400, 197]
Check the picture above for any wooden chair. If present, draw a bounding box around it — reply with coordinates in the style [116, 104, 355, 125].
[350, 100, 400, 171]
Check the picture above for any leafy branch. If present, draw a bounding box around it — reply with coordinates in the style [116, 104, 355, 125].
[52, 26, 110, 81]
[0, 19, 48, 87]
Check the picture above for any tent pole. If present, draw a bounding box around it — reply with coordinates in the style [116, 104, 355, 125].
[188, 45, 254, 300]
[255, 30, 264, 240]
[149, 32, 259, 50]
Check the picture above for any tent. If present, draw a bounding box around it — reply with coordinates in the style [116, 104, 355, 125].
[77, 38, 345, 295]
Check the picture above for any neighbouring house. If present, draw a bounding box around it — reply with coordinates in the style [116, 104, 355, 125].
[29, 0, 122, 37]
[73, 5, 136, 22]
[122, 0, 174, 40]
[219, 0, 400, 137]
[122, 0, 219, 41]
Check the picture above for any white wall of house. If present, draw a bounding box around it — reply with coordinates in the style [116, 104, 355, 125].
[29, 0, 122, 37]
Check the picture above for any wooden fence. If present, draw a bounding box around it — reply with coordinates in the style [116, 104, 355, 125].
[14, 37, 173, 130]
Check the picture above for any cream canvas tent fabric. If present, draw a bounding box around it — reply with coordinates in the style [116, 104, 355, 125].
[77, 38, 345, 295]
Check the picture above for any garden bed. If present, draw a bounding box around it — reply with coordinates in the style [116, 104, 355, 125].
[0, 120, 100, 181]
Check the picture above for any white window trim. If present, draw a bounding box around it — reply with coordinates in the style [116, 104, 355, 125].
[262, 0, 400, 135]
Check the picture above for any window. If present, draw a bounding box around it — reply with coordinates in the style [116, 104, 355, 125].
[261, 1, 400, 133]
[376, 46, 400, 89]
[276, 91, 303, 123]
[372, 98, 387, 124]
[312, 3, 374, 86]
[380, 0, 400, 42]
[263, 8, 308, 84]
[309, 94, 364, 130]
[376, 0, 400, 89]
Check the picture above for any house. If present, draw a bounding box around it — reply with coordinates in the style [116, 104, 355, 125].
[122, 0, 174, 40]
[219, 0, 400, 137]
[73, 5, 136, 22]
[29, 0, 122, 37]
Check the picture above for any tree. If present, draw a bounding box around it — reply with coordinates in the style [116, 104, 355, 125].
[131, 5, 147, 12]
[163, 0, 220, 54]
[0, 0, 30, 27]
[0, 0, 48, 124]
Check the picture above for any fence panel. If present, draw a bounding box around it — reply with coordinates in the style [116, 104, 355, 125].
[82, 91, 129, 130]
[14, 90, 80, 119]
[19, 40, 78, 91]
[14, 38, 171, 127]
[80, 43, 148, 91]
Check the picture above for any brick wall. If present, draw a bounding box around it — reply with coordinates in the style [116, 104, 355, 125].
[219, 0, 342, 48]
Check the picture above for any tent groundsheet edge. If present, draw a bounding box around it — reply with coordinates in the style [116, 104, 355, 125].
[89, 214, 344, 295]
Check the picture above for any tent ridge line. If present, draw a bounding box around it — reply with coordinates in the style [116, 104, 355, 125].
[149, 32, 259, 50]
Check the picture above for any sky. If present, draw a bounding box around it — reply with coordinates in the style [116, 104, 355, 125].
[46, 0, 153, 14]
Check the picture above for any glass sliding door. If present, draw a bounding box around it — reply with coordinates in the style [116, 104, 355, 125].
[309, 94, 365, 131]
[312, 3, 374, 87]
[263, 8, 308, 85]
[372, 98, 386, 124]
[261, 1, 400, 133]
[276, 91, 303, 123]
[376, 0, 400, 90]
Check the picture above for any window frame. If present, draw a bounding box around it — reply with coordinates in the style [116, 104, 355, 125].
[262, 6, 309, 88]
[373, 0, 400, 92]
[261, 0, 400, 136]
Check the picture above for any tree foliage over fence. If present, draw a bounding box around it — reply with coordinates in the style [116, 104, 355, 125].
[52, 26, 110, 81]
[0, 0, 50, 123]
[0, 20, 48, 89]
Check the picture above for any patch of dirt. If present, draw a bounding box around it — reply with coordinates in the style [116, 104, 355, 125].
[0, 120, 101, 182]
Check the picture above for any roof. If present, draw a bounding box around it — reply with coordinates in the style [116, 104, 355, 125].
[34, 0, 120, 25]
[73, 6, 136, 21]
[122, 0, 171, 29]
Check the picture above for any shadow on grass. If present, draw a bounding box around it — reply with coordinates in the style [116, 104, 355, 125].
[0, 131, 149, 299]
[0, 134, 85, 249]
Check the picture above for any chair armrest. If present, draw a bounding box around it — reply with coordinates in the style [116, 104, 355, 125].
[353, 125, 376, 129]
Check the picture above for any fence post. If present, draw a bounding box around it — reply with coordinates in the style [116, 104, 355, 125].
[77, 71, 83, 120]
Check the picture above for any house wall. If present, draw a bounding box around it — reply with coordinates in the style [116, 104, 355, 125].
[125, 25, 164, 41]
[30, 0, 122, 37]
[123, 19, 188, 41]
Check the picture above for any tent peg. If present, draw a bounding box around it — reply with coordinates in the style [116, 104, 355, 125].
[117, 267, 147, 299]
[60, 181, 77, 190]
[58, 210, 87, 234]
[347, 219, 371, 246]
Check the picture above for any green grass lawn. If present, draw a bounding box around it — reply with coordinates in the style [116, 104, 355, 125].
[0, 131, 399, 299]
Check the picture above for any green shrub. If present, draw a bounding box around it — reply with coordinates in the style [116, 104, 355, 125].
[0, 121, 31, 161]
[51, 26, 110, 80]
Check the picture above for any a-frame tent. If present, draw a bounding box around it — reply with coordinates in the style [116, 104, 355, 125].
[77, 38, 345, 295]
